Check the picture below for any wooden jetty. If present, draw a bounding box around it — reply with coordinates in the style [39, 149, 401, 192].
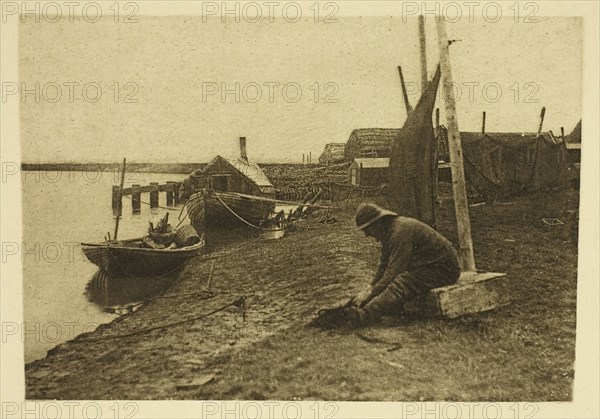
[112, 181, 184, 214]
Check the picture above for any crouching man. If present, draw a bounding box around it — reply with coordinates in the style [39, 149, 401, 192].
[342, 203, 461, 327]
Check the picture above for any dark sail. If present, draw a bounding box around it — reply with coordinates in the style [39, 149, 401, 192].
[386, 65, 441, 227]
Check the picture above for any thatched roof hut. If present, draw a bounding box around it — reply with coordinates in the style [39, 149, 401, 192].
[182, 137, 275, 198]
[566, 120, 581, 143]
[344, 128, 400, 161]
[318, 143, 346, 164]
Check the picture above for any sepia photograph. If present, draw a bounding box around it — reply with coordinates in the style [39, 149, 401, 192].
[1, 1, 598, 417]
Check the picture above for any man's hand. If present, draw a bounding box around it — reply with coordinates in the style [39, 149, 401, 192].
[350, 286, 373, 308]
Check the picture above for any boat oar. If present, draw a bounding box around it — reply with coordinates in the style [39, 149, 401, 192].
[113, 158, 127, 240]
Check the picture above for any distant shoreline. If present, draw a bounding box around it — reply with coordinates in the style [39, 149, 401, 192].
[20, 162, 324, 174]
[21, 162, 206, 174]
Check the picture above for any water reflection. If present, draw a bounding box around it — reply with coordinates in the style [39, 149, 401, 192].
[85, 222, 269, 316]
[86, 269, 178, 310]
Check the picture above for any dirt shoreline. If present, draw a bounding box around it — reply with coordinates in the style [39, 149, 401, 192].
[26, 188, 578, 400]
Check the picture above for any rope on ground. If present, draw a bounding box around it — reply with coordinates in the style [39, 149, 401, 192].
[73, 296, 247, 343]
[152, 289, 214, 301]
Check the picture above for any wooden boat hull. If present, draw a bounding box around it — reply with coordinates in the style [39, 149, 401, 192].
[186, 190, 275, 231]
[81, 238, 204, 277]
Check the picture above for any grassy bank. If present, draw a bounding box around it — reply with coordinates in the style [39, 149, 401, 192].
[25, 186, 578, 400]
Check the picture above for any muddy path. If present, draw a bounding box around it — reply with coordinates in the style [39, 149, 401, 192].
[25, 209, 374, 399]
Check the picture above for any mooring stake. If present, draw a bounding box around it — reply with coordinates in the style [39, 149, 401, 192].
[206, 260, 216, 290]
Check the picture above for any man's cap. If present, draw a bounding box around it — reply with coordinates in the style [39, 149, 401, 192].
[355, 203, 397, 230]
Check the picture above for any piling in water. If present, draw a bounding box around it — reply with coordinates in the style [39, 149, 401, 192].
[150, 182, 159, 208]
[132, 184, 141, 213]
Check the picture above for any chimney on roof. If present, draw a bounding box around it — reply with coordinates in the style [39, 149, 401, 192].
[239, 137, 247, 161]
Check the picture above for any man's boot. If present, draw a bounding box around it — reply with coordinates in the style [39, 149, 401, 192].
[343, 286, 405, 328]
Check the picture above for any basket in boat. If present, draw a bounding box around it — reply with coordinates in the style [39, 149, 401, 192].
[148, 227, 175, 246]
[174, 224, 201, 247]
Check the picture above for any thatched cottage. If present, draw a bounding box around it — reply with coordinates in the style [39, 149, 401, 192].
[318, 143, 346, 164]
[343, 128, 400, 161]
[182, 137, 275, 199]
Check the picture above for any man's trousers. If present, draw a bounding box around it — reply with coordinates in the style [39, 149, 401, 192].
[362, 263, 461, 318]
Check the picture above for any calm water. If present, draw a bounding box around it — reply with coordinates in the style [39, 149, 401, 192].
[22, 170, 188, 363]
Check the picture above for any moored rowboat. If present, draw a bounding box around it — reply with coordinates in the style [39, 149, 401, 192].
[81, 238, 204, 277]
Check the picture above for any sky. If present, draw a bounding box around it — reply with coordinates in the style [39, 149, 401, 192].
[18, 10, 582, 163]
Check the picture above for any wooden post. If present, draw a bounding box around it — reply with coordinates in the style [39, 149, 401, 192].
[292, 190, 314, 219]
[206, 260, 216, 290]
[174, 182, 182, 205]
[397, 66, 413, 115]
[132, 184, 141, 213]
[537, 106, 546, 137]
[359, 162, 363, 187]
[436, 18, 476, 272]
[561, 126, 565, 142]
[302, 188, 323, 216]
[166, 181, 175, 206]
[302, 154, 305, 165]
[418, 15, 428, 92]
[113, 158, 126, 240]
[112, 185, 122, 214]
[481, 111, 486, 134]
[149, 182, 159, 208]
[309, 152, 312, 164]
